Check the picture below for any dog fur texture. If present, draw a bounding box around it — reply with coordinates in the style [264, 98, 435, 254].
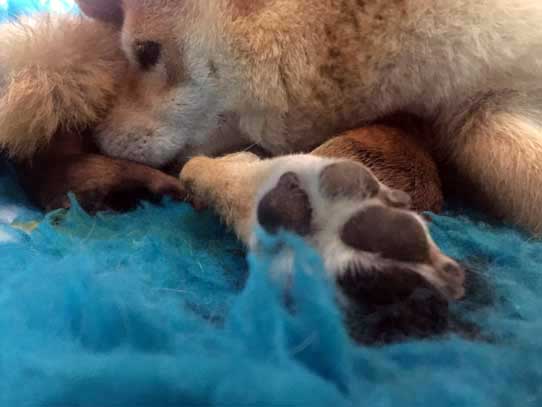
[0, 14, 126, 158]
[0, 11, 443, 212]
[3, 2, 542, 233]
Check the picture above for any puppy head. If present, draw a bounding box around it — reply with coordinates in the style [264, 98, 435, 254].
[76, 0, 230, 168]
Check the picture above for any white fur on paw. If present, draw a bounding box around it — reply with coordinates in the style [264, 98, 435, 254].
[249, 155, 465, 303]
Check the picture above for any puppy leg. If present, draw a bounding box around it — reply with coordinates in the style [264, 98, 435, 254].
[180, 128, 463, 308]
[442, 91, 542, 234]
[18, 154, 186, 214]
[180, 152, 270, 241]
[16, 127, 185, 213]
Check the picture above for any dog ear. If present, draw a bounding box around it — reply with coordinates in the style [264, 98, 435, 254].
[75, 0, 123, 26]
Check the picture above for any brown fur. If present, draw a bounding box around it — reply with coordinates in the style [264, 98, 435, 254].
[313, 126, 443, 213]
[16, 129, 185, 213]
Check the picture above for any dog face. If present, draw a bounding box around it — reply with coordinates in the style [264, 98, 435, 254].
[76, 0, 232, 167]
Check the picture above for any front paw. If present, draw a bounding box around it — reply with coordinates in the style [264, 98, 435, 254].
[250, 156, 465, 327]
[178, 156, 215, 211]
[41, 155, 186, 214]
[179, 152, 263, 232]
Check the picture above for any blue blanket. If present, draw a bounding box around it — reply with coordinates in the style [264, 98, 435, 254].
[1, 2, 541, 406]
[0, 0, 77, 20]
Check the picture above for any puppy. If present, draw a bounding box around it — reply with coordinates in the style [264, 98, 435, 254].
[67, 0, 542, 238]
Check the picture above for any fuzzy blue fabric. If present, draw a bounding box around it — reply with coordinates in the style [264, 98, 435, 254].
[1, 1, 542, 406]
[0, 0, 78, 20]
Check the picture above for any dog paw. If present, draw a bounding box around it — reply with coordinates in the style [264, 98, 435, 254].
[251, 156, 465, 306]
[42, 157, 186, 214]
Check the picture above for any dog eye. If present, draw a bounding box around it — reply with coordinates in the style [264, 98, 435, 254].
[134, 41, 162, 70]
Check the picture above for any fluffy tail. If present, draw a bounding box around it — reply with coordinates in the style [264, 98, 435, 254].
[443, 90, 542, 234]
[0, 14, 126, 159]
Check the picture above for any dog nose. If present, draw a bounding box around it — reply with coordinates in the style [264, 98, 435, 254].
[134, 41, 161, 70]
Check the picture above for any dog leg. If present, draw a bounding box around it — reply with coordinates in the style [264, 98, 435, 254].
[18, 153, 185, 214]
[180, 127, 463, 307]
[180, 151, 269, 240]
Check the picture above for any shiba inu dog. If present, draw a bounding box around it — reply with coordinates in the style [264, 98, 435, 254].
[73, 0, 542, 233]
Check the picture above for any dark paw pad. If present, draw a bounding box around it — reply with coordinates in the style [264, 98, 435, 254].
[340, 205, 430, 263]
[319, 161, 380, 200]
[257, 172, 312, 235]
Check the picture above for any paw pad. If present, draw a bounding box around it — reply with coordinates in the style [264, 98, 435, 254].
[251, 155, 465, 331]
[257, 172, 312, 235]
[319, 161, 380, 200]
[340, 205, 430, 263]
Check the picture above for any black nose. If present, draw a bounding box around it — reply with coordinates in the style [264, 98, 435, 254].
[134, 41, 161, 70]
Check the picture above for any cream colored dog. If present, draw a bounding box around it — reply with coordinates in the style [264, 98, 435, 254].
[77, 0, 542, 237]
